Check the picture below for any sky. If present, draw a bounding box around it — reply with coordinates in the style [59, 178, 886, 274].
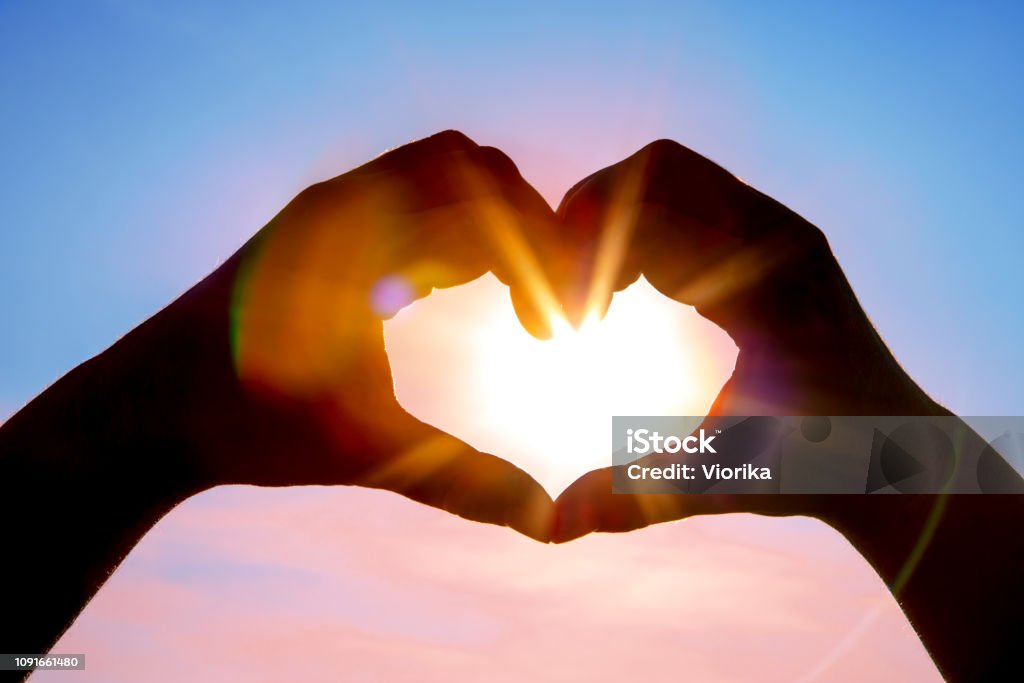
[2, 1, 1022, 680]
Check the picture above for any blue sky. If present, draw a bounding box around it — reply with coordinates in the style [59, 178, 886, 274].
[2, 0, 1022, 415]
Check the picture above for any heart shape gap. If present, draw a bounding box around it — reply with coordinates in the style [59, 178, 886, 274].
[384, 273, 738, 496]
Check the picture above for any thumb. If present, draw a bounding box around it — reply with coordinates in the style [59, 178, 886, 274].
[358, 414, 554, 542]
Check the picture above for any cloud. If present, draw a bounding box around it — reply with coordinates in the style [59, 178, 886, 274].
[35, 486, 939, 682]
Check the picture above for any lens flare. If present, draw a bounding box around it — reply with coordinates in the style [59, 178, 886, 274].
[371, 275, 417, 319]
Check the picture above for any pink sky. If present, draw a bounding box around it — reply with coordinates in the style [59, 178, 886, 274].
[38, 485, 938, 682]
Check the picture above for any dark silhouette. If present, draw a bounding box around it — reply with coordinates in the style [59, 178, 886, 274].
[0, 132, 1020, 681]
[0, 131, 557, 679]
[550, 140, 1024, 681]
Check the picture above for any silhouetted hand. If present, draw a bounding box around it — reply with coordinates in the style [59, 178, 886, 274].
[4, 132, 1021, 682]
[0, 131, 562, 664]
[550, 140, 1024, 680]
[164, 130, 557, 537]
[551, 139, 944, 537]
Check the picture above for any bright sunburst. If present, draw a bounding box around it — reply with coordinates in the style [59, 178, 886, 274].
[385, 274, 737, 496]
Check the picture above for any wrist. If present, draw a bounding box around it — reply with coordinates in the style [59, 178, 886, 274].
[69, 277, 236, 499]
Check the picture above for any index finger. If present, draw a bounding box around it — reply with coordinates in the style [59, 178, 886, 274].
[346, 132, 571, 339]
[555, 140, 831, 346]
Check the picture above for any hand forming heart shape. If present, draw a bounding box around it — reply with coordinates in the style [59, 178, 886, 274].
[150, 130, 945, 544]
[9, 130, 1022, 682]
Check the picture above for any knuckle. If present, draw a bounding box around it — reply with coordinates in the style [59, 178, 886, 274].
[476, 145, 521, 179]
[639, 138, 685, 157]
[367, 130, 479, 173]
[423, 129, 477, 151]
[292, 180, 331, 210]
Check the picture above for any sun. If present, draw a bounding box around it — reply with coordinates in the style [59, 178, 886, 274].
[384, 274, 737, 496]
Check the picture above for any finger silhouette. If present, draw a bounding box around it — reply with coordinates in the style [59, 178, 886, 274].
[224, 131, 567, 540]
[556, 139, 913, 415]
[300, 131, 568, 339]
[552, 465, 813, 543]
[558, 141, 842, 346]
[473, 145, 569, 340]
[551, 140, 940, 540]
[359, 414, 554, 542]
